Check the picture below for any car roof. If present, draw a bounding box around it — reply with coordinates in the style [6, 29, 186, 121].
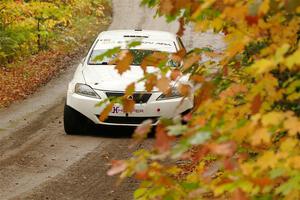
[93, 30, 179, 53]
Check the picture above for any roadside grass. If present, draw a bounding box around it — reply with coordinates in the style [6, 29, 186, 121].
[0, 4, 111, 108]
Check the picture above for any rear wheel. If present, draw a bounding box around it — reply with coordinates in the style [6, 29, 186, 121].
[64, 104, 90, 135]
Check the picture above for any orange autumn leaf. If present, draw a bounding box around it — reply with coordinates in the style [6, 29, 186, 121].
[220, 84, 248, 99]
[159, 0, 173, 15]
[115, 50, 133, 74]
[252, 177, 272, 187]
[155, 124, 175, 152]
[232, 188, 249, 200]
[107, 160, 127, 176]
[125, 82, 135, 96]
[190, 74, 205, 83]
[193, 82, 214, 109]
[209, 141, 237, 157]
[141, 52, 168, 71]
[178, 83, 191, 97]
[170, 69, 182, 81]
[177, 17, 185, 36]
[99, 103, 114, 122]
[203, 51, 220, 58]
[182, 54, 201, 70]
[251, 94, 262, 114]
[122, 98, 135, 113]
[223, 158, 237, 171]
[172, 49, 186, 63]
[145, 74, 157, 92]
[245, 15, 259, 26]
[157, 76, 170, 94]
[133, 119, 153, 140]
[135, 170, 149, 180]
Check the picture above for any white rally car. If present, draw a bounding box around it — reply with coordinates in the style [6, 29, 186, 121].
[64, 30, 193, 134]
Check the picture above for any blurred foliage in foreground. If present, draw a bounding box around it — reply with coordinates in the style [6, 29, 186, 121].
[106, 0, 300, 199]
[0, 0, 111, 66]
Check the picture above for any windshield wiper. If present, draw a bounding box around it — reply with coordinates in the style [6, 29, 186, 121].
[87, 61, 110, 65]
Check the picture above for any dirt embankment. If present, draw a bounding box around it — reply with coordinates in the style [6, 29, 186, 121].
[0, 1, 224, 199]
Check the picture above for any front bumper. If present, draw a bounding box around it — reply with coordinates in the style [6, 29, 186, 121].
[66, 89, 193, 126]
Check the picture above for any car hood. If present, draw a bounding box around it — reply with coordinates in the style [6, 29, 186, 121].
[82, 65, 159, 92]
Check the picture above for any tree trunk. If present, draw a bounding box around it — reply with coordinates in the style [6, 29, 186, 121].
[37, 18, 41, 51]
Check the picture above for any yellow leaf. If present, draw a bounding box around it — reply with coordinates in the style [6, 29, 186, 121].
[287, 156, 300, 169]
[287, 92, 300, 101]
[274, 43, 290, 64]
[261, 112, 284, 126]
[191, 0, 216, 20]
[259, 0, 270, 15]
[240, 162, 254, 176]
[283, 116, 300, 136]
[285, 50, 300, 69]
[232, 125, 251, 143]
[257, 151, 277, 170]
[225, 32, 247, 58]
[211, 18, 223, 31]
[280, 138, 298, 152]
[248, 59, 275, 75]
[250, 127, 271, 146]
[285, 190, 300, 200]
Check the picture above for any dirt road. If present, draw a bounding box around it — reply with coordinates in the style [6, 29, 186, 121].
[0, 1, 224, 199]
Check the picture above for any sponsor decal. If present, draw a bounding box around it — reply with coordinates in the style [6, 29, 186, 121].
[111, 106, 144, 114]
[127, 95, 133, 100]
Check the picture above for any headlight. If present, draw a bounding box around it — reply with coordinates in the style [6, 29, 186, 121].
[75, 83, 100, 99]
[157, 87, 182, 100]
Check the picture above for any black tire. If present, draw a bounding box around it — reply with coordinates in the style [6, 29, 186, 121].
[64, 104, 90, 135]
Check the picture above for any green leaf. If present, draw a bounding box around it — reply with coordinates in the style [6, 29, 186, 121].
[128, 41, 142, 48]
[188, 131, 211, 145]
[167, 125, 188, 136]
[171, 140, 190, 159]
[93, 47, 120, 62]
[181, 182, 199, 190]
[134, 188, 148, 199]
[275, 175, 300, 195]
[269, 168, 285, 179]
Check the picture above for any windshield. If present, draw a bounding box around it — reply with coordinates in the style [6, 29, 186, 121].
[88, 49, 175, 67]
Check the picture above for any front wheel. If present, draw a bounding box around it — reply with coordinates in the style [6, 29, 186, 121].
[64, 104, 89, 135]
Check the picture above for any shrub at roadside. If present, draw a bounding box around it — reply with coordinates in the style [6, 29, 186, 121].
[0, 0, 111, 107]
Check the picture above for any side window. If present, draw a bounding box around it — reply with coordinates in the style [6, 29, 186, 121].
[177, 37, 186, 51]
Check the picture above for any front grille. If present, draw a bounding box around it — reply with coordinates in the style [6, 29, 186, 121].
[103, 116, 159, 125]
[105, 92, 151, 104]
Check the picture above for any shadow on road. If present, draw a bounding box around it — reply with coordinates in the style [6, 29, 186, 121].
[86, 125, 136, 138]
[75, 124, 156, 139]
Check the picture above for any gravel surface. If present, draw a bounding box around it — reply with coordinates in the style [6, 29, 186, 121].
[0, 1, 224, 199]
